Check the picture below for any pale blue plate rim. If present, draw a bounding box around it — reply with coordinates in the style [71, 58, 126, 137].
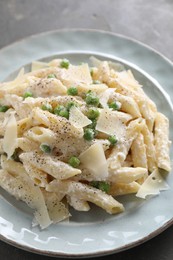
[0, 28, 172, 66]
[0, 29, 173, 258]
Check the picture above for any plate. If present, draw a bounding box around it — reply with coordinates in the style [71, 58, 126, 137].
[0, 29, 173, 258]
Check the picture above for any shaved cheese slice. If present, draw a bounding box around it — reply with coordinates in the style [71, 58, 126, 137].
[136, 169, 169, 199]
[27, 78, 67, 97]
[77, 83, 108, 95]
[31, 107, 50, 126]
[43, 191, 70, 223]
[69, 106, 92, 128]
[113, 111, 132, 124]
[116, 70, 141, 89]
[90, 56, 101, 67]
[60, 63, 92, 86]
[48, 59, 61, 67]
[3, 112, 17, 159]
[108, 61, 125, 72]
[0, 169, 52, 229]
[31, 61, 48, 71]
[99, 89, 115, 108]
[15, 67, 25, 79]
[96, 108, 126, 140]
[90, 56, 124, 72]
[5, 94, 31, 119]
[79, 143, 108, 180]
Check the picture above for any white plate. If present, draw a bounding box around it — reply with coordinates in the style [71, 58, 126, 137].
[0, 29, 173, 258]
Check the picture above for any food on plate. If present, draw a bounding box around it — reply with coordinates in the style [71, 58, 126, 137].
[0, 57, 171, 229]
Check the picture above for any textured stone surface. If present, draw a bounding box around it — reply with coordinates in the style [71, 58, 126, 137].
[0, 0, 173, 60]
[0, 0, 173, 259]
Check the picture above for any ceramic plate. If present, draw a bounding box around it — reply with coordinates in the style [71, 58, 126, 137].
[0, 30, 173, 258]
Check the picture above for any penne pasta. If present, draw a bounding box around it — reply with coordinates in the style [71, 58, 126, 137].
[17, 137, 40, 152]
[107, 118, 145, 169]
[1, 154, 28, 179]
[111, 92, 141, 118]
[109, 181, 140, 196]
[154, 112, 171, 171]
[142, 123, 156, 172]
[19, 152, 81, 180]
[131, 133, 148, 169]
[0, 169, 52, 229]
[66, 195, 90, 211]
[47, 180, 124, 214]
[0, 57, 170, 229]
[109, 167, 148, 183]
[3, 111, 17, 159]
[24, 126, 56, 144]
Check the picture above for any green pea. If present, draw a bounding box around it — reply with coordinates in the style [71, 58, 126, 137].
[54, 105, 64, 115]
[0, 105, 10, 112]
[108, 135, 118, 146]
[90, 68, 94, 77]
[60, 59, 70, 69]
[41, 103, 53, 113]
[23, 91, 33, 99]
[54, 105, 69, 119]
[108, 101, 121, 110]
[66, 101, 77, 111]
[68, 156, 80, 168]
[98, 182, 110, 193]
[83, 128, 95, 141]
[85, 91, 100, 106]
[90, 181, 110, 193]
[87, 108, 100, 119]
[59, 108, 69, 119]
[90, 181, 99, 189]
[40, 143, 52, 153]
[88, 119, 97, 129]
[47, 74, 56, 78]
[67, 87, 78, 96]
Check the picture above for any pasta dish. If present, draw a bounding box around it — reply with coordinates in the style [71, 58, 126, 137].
[0, 57, 171, 229]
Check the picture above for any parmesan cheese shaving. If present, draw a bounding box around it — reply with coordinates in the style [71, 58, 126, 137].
[60, 63, 92, 86]
[96, 108, 126, 140]
[28, 78, 67, 97]
[99, 89, 115, 108]
[43, 191, 70, 223]
[0, 169, 52, 229]
[3, 111, 17, 159]
[136, 169, 169, 199]
[77, 83, 108, 95]
[69, 106, 92, 128]
[31, 61, 48, 71]
[79, 143, 108, 180]
[15, 67, 25, 79]
[116, 70, 142, 90]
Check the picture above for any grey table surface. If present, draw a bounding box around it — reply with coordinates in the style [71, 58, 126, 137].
[0, 0, 173, 259]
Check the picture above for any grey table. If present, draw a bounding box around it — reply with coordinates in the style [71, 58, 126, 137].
[0, 0, 173, 259]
